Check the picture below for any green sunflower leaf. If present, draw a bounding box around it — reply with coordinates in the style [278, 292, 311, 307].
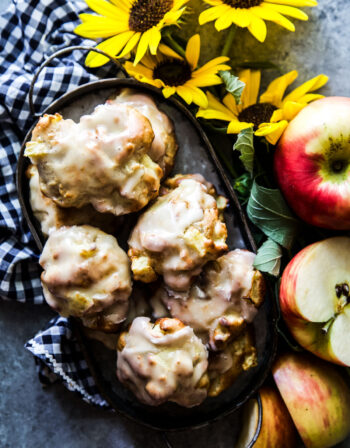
[233, 127, 254, 175]
[219, 70, 245, 104]
[254, 238, 282, 277]
[247, 179, 299, 249]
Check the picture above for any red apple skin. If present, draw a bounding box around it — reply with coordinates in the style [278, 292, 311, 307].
[272, 352, 350, 448]
[254, 386, 297, 448]
[274, 97, 350, 230]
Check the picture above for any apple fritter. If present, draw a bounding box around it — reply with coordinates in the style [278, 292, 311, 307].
[157, 249, 265, 351]
[111, 88, 178, 176]
[25, 103, 163, 216]
[208, 329, 258, 397]
[40, 225, 132, 331]
[27, 164, 121, 237]
[117, 317, 209, 407]
[128, 174, 228, 291]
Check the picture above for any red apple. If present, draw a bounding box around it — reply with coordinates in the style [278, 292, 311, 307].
[236, 386, 297, 448]
[280, 236, 350, 366]
[275, 97, 350, 229]
[272, 352, 350, 448]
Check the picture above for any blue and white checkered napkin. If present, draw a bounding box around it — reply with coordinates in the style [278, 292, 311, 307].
[0, 0, 121, 407]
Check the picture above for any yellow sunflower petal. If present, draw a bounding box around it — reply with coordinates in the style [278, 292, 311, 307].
[238, 69, 261, 109]
[259, 70, 298, 107]
[215, 12, 234, 31]
[182, 85, 208, 108]
[265, 0, 317, 6]
[110, 0, 131, 11]
[196, 107, 234, 122]
[185, 34, 200, 69]
[230, 8, 252, 28]
[85, 31, 134, 67]
[253, 5, 295, 31]
[247, 15, 267, 42]
[281, 100, 306, 121]
[199, 5, 230, 25]
[75, 16, 128, 38]
[193, 56, 230, 75]
[138, 52, 158, 70]
[117, 32, 140, 58]
[264, 3, 308, 20]
[158, 43, 183, 59]
[206, 92, 237, 117]
[163, 86, 177, 98]
[124, 60, 155, 80]
[188, 74, 223, 87]
[203, 0, 224, 5]
[149, 27, 161, 55]
[283, 74, 328, 103]
[176, 86, 193, 104]
[134, 29, 152, 65]
[173, 0, 190, 8]
[228, 120, 253, 134]
[299, 93, 325, 103]
[270, 108, 284, 122]
[85, 0, 123, 20]
[255, 120, 289, 145]
[164, 7, 187, 25]
[223, 92, 240, 115]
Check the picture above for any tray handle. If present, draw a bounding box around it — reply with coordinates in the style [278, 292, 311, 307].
[28, 45, 128, 117]
[160, 394, 263, 448]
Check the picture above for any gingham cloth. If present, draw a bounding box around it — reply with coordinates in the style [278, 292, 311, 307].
[0, 0, 123, 407]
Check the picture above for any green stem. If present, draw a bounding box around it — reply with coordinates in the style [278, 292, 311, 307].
[163, 34, 186, 58]
[221, 25, 236, 58]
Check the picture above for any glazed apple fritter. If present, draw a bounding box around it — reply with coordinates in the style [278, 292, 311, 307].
[40, 225, 132, 331]
[128, 174, 228, 291]
[117, 317, 209, 407]
[156, 249, 265, 351]
[25, 102, 163, 216]
[112, 88, 178, 176]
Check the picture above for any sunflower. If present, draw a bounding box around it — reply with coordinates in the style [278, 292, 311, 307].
[124, 34, 231, 108]
[197, 69, 328, 145]
[74, 0, 189, 67]
[199, 0, 317, 42]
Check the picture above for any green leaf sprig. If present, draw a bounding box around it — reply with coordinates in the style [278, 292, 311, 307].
[247, 179, 300, 250]
[219, 71, 245, 104]
[254, 238, 282, 277]
[233, 127, 254, 175]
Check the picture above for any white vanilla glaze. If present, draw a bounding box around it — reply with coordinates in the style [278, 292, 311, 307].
[128, 175, 228, 290]
[112, 89, 177, 174]
[158, 249, 260, 350]
[117, 317, 208, 407]
[25, 102, 163, 215]
[40, 225, 132, 323]
[27, 164, 120, 236]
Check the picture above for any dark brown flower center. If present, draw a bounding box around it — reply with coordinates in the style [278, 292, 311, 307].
[153, 59, 192, 86]
[129, 0, 173, 32]
[238, 103, 277, 129]
[222, 0, 261, 8]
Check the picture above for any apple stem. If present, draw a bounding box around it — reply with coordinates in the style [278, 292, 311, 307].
[321, 318, 334, 334]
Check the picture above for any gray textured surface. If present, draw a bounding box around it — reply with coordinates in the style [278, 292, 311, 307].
[1, 0, 350, 446]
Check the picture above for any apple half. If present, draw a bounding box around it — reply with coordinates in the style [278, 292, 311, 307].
[275, 97, 350, 229]
[280, 236, 350, 366]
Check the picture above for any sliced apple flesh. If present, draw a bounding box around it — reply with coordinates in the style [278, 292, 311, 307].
[280, 237, 350, 366]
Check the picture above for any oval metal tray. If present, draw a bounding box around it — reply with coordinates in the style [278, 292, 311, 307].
[17, 77, 277, 431]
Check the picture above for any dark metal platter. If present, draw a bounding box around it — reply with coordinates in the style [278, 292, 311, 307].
[17, 77, 277, 432]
